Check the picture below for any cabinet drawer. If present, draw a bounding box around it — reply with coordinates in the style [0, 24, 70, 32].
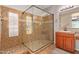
[56, 32, 64, 37]
[64, 34, 74, 38]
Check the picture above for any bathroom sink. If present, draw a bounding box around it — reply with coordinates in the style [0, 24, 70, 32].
[75, 33, 79, 39]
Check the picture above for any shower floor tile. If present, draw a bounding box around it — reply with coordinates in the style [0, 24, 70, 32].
[24, 39, 52, 52]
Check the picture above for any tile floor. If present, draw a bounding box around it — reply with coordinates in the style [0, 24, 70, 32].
[0, 44, 71, 54]
[50, 48, 70, 54]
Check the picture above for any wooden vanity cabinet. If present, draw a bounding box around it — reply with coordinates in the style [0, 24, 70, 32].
[56, 32, 75, 53]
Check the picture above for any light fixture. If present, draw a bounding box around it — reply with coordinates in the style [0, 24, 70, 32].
[60, 6, 74, 11]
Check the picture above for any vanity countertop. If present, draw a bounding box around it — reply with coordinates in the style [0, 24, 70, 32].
[58, 31, 74, 34]
[57, 31, 79, 39]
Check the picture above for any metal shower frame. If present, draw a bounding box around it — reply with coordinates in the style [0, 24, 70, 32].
[22, 5, 52, 15]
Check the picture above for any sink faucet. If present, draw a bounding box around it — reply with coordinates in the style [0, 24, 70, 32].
[75, 32, 79, 34]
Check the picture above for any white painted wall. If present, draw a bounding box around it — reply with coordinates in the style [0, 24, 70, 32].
[54, 11, 60, 44]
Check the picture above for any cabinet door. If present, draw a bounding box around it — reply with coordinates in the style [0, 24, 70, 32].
[56, 36, 63, 49]
[64, 37, 75, 52]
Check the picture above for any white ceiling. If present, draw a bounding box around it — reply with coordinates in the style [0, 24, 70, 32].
[6, 5, 61, 16]
[5, 5, 79, 16]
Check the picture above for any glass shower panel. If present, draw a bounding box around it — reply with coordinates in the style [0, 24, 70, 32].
[23, 6, 53, 52]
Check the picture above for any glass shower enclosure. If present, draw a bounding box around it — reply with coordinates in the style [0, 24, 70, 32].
[22, 5, 54, 53]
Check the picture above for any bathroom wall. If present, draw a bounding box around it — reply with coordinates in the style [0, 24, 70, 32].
[0, 6, 35, 50]
[60, 13, 71, 30]
[60, 8, 79, 33]
[0, 6, 22, 50]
